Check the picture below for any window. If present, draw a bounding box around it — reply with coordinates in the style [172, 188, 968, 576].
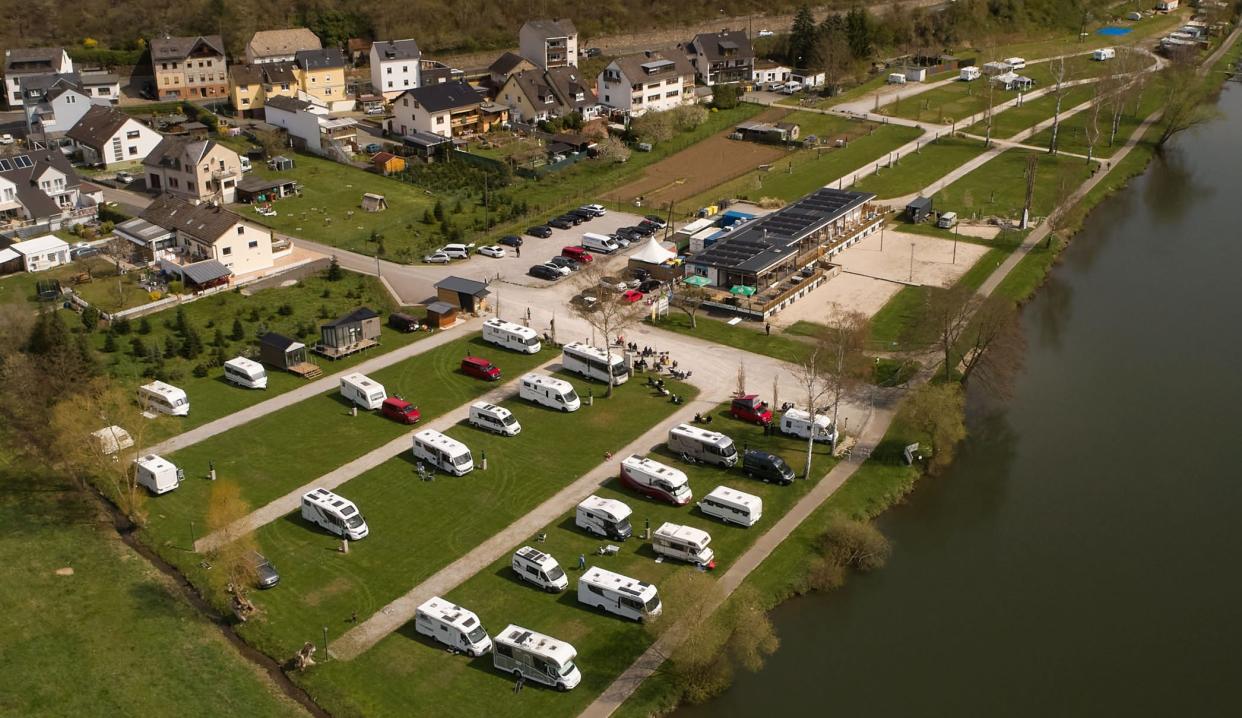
[666, 90, 678, 98]
[386, 67, 392, 74]
[387, 81, 393, 88]
[236, 226, 245, 235]
[222, 246, 232, 255]
[248, 240, 258, 248]
[129, 146, 139, 156]
[126, 130, 141, 139]
[436, 116, 444, 125]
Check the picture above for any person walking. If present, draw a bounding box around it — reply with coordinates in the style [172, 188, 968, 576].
[765, 322, 771, 336]
[515, 245, 521, 258]
[578, 553, 587, 570]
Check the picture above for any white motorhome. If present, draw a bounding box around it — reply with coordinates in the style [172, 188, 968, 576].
[577, 566, 662, 621]
[581, 232, 620, 254]
[412, 429, 474, 475]
[562, 343, 630, 385]
[937, 211, 959, 229]
[1092, 47, 1116, 61]
[698, 485, 763, 527]
[414, 596, 493, 657]
[959, 66, 982, 81]
[667, 424, 738, 467]
[340, 372, 387, 410]
[519, 373, 581, 412]
[512, 546, 569, 592]
[468, 401, 521, 436]
[652, 522, 716, 566]
[300, 487, 369, 540]
[619, 454, 692, 505]
[482, 317, 542, 354]
[1003, 57, 1026, 70]
[575, 495, 633, 540]
[223, 356, 268, 389]
[138, 380, 189, 416]
[91, 425, 134, 455]
[133, 454, 183, 495]
[779, 408, 837, 444]
[887, 73, 907, 85]
[493, 625, 581, 691]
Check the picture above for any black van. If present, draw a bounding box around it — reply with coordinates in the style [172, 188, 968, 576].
[742, 449, 795, 485]
[388, 312, 421, 332]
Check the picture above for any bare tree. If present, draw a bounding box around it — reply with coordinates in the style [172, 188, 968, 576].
[983, 73, 997, 148]
[960, 296, 1026, 398]
[818, 308, 870, 452]
[1155, 59, 1220, 149]
[927, 284, 976, 381]
[670, 283, 710, 329]
[735, 361, 747, 397]
[569, 262, 644, 398]
[1047, 56, 1072, 156]
[791, 346, 832, 479]
[1084, 80, 1103, 165]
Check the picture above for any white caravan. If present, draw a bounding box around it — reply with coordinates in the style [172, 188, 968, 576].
[652, 522, 716, 566]
[412, 429, 474, 475]
[340, 372, 387, 410]
[1003, 56, 1026, 70]
[91, 425, 133, 455]
[468, 401, 521, 436]
[619, 454, 692, 505]
[562, 343, 630, 385]
[493, 625, 581, 691]
[779, 408, 837, 444]
[414, 596, 493, 657]
[959, 66, 982, 81]
[138, 380, 189, 416]
[519, 373, 581, 412]
[575, 495, 633, 540]
[667, 424, 738, 467]
[577, 566, 662, 621]
[223, 356, 268, 389]
[698, 485, 763, 527]
[133, 454, 183, 495]
[581, 232, 620, 254]
[1092, 47, 1116, 61]
[482, 317, 542, 354]
[300, 487, 369, 540]
[512, 546, 569, 592]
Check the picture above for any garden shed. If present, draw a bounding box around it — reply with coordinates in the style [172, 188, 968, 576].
[425, 301, 457, 329]
[434, 276, 490, 314]
[259, 332, 321, 378]
[361, 193, 388, 212]
[267, 155, 295, 171]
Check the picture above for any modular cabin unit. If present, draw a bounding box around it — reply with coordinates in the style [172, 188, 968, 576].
[779, 408, 837, 444]
[493, 625, 582, 691]
[906, 196, 933, 223]
[575, 494, 633, 540]
[414, 596, 493, 657]
[412, 429, 474, 475]
[223, 356, 268, 389]
[581, 232, 620, 254]
[512, 546, 569, 592]
[619, 454, 692, 505]
[959, 66, 981, 81]
[904, 67, 927, 82]
[91, 425, 134, 455]
[1092, 47, 1116, 61]
[577, 566, 662, 621]
[258, 332, 319, 378]
[698, 485, 763, 527]
[468, 401, 521, 436]
[519, 373, 581, 412]
[300, 487, 369, 540]
[667, 424, 738, 467]
[133, 454, 183, 495]
[340, 372, 387, 410]
[482, 317, 542, 354]
[652, 522, 716, 566]
[138, 381, 189, 416]
[317, 307, 382, 359]
[562, 343, 630, 385]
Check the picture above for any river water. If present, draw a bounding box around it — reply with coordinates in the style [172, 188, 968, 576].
[678, 83, 1242, 716]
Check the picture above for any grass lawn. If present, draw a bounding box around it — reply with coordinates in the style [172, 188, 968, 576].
[853, 136, 988, 198]
[965, 82, 1098, 139]
[1025, 69, 1171, 159]
[233, 374, 696, 658]
[296, 402, 837, 717]
[139, 336, 554, 555]
[882, 80, 1024, 124]
[0, 256, 154, 313]
[652, 313, 814, 365]
[0, 458, 305, 718]
[932, 148, 1095, 222]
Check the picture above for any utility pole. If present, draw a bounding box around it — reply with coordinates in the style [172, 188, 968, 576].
[908, 242, 915, 283]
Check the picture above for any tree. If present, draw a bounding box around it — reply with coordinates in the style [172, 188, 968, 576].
[138, 317, 151, 335]
[816, 18, 854, 95]
[959, 295, 1025, 398]
[791, 345, 833, 479]
[102, 330, 118, 353]
[250, 128, 287, 158]
[80, 306, 100, 332]
[789, 4, 819, 69]
[230, 317, 245, 341]
[631, 112, 674, 144]
[326, 255, 344, 281]
[903, 381, 967, 474]
[204, 480, 261, 620]
[433, 199, 445, 221]
[670, 283, 709, 328]
[845, 6, 874, 60]
[927, 283, 975, 381]
[816, 512, 891, 572]
[1047, 56, 1071, 156]
[711, 83, 740, 109]
[817, 308, 870, 452]
[595, 136, 632, 163]
[129, 336, 146, 357]
[735, 361, 747, 398]
[1084, 80, 1103, 164]
[569, 262, 644, 398]
[1155, 59, 1219, 148]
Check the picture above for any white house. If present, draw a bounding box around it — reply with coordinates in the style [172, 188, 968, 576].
[0, 149, 93, 231]
[387, 81, 508, 139]
[3, 47, 73, 108]
[20, 75, 98, 144]
[597, 50, 697, 116]
[139, 195, 278, 281]
[370, 39, 421, 100]
[262, 95, 357, 158]
[753, 61, 792, 86]
[66, 105, 163, 168]
[519, 19, 578, 70]
[5, 234, 70, 271]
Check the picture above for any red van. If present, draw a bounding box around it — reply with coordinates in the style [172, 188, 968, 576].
[730, 394, 773, 425]
[461, 355, 501, 381]
[562, 246, 594, 263]
[381, 397, 421, 424]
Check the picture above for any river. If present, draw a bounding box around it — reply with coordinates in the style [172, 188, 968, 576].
[677, 82, 1242, 716]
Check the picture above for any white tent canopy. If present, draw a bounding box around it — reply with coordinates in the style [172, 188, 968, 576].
[631, 237, 676, 264]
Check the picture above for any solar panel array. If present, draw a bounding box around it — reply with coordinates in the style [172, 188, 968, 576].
[0, 155, 34, 172]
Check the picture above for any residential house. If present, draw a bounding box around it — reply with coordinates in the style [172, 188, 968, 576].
[3, 48, 72, 108]
[487, 52, 537, 91]
[294, 49, 350, 110]
[139, 194, 277, 279]
[3, 234, 71, 271]
[387, 81, 508, 139]
[597, 50, 697, 116]
[20, 74, 97, 145]
[65, 105, 163, 168]
[498, 66, 598, 122]
[143, 136, 244, 203]
[150, 35, 228, 101]
[263, 96, 358, 158]
[420, 59, 464, 86]
[245, 28, 322, 65]
[519, 19, 578, 70]
[753, 60, 792, 86]
[0, 149, 94, 233]
[370, 39, 422, 100]
[228, 62, 299, 116]
[346, 38, 373, 65]
[316, 307, 381, 358]
[686, 30, 754, 86]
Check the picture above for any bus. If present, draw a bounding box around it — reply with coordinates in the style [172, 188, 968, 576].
[561, 343, 629, 385]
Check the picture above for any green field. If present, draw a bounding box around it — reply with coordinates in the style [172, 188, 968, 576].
[854, 136, 988, 199]
[964, 81, 1098, 139]
[881, 79, 1024, 124]
[932, 148, 1095, 221]
[0, 255, 153, 312]
[297, 402, 837, 717]
[1025, 70, 1171, 158]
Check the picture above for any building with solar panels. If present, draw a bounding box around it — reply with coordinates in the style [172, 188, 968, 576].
[0, 149, 93, 235]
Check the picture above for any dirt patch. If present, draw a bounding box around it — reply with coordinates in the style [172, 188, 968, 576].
[609, 109, 792, 206]
[55, 567, 75, 576]
[303, 577, 353, 608]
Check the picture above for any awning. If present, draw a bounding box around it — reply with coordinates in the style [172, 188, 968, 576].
[180, 260, 232, 285]
[730, 285, 757, 297]
[682, 275, 711, 287]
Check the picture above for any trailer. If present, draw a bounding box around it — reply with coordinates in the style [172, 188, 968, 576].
[1092, 47, 1116, 61]
[619, 454, 692, 505]
[414, 596, 493, 657]
[577, 566, 662, 621]
[340, 372, 387, 410]
[223, 356, 268, 389]
[667, 424, 738, 467]
[651, 522, 716, 567]
[519, 373, 581, 412]
[575, 495, 633, 540]
[492, 625, 581, 691]
[412, 429, 474, 475]
[137, 380, 189, 416]
[300, 487, 369, 540]
[482, 317, 542, 354]
[698, 485, 763, 527]
[133, 454, 183, 495]
[91, 425, 133, 455]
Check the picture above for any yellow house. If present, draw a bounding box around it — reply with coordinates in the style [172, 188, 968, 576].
[293, 49, 349, 110]
[229, 63, 298, 117]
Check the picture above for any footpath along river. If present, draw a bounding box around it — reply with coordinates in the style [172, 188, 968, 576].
[677, 83, 1242, 716]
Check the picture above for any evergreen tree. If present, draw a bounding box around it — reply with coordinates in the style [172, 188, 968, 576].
[230, 318, 245, 341]
[163, 338, 178, 359]
[422, 208, 434, 224]
[789, 5, 819, 68]
[846, 7, 873, 59]
[174, 306, 188, 336]
[130, 336, 146, 357]
[180, 327, 204, 359]
[138, 317, 152, 335]
[102, 330, 118, 353]
[433, 199, 445, 221]
[213, 328, 226, 348]
[326, 256, 343, 281]
[27, 311, 70, 355]
[80, 306, 100, 332]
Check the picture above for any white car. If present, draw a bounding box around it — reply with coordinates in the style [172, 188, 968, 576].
[542, 262, 571, 277]
[115, 171, 135, 184]
[758, 29, 775, 37]
[580, 204, 606, 217]
[440, 243, 470, 259]
[0, 133, 14, 145]
[423, 251, 452, 264]
[478, 245, 506, 258]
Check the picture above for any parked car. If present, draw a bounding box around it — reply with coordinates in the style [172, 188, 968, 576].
[635, 142, 653, 152]
[115, 171, 135, 184]
[633, 222, 657, 237]
[643, 215, 668, 229]
[526, 226, 553, 238]
[562, 246, 594, 263]
[568, 208, 595, 222]
[571, 293, 599, 309]
[558, 214, 583, 226]
[585, 47, 603, 58]
[742, 449, 795, 485]
[529, 264, 561, 280]
[758, 29, 775, 37]
[381, 396, 421, 424]
[71, 246, 101, 259]
[548, 217, 574, 230]
[616, 227, 644, 241]
[364, 143, 382, 154]
[610, 233, 633, 248]
[638, 279, 663, 293]
[0, 133, 15, 145]
[621, 289, 644, 304]
[499, 234, 524, 247]
[461, 355, 501, 381]
[580, 204, 607, 217]
[547, 256, 580, 272]
[253, 553, 280, 589]
[599, 276, 628, 292]
[478, 245, 506, 258]
[542, 262, 571, 277]
[730, 394, 773, 425]
[440, 243, 470, 258]
[423, 251, 451, 264]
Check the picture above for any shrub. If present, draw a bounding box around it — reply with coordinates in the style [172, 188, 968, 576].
[80, 306, 100, 332]
[277, 303, 294, 316]
[670, 104, 709, 132]
[192, 363, 210, 378]
[138, 317, 152, 335]
[230, 318, 245, 341]
[166, 280, 184, 295]
[712, 84, 740, 109]
[129, 336, 146, 357]
[113, 317, 132, 335]
[102, 331, 118, 352]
